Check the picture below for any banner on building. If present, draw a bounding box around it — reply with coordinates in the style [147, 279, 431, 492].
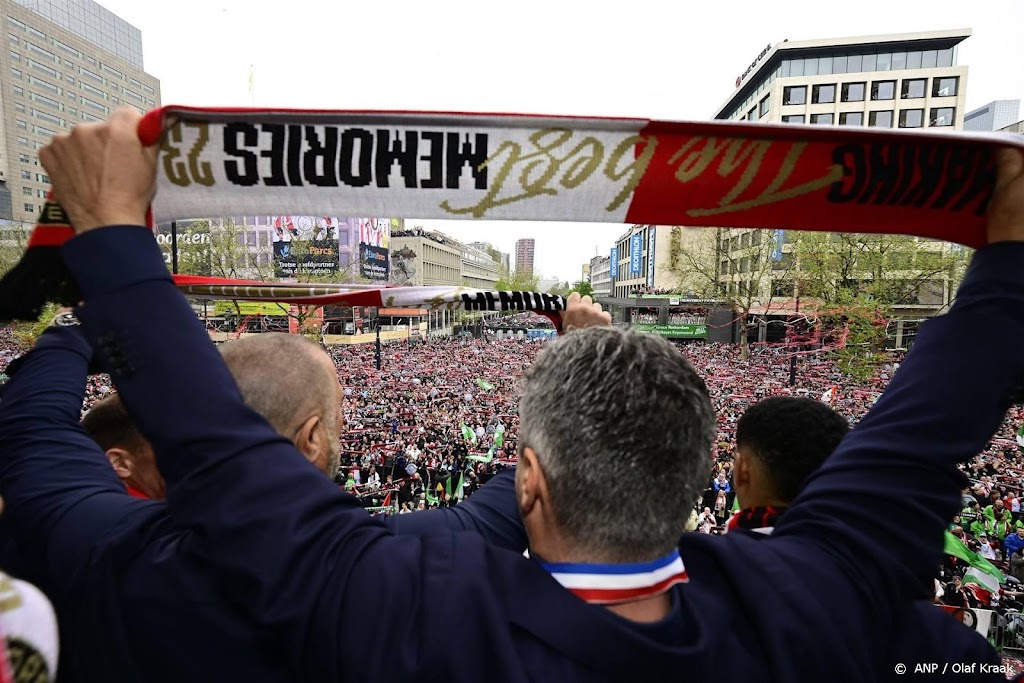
[630, 233, 643, 275]
[771, 229, 785, 262]
[271, 216, 340, 279]
[609, 247, 619, 279]
[632, 323, 708, 338]
[646, 229, 656, 288]
[356, 218, 391, 282]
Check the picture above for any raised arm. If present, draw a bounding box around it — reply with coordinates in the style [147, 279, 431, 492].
[387, 469, 527, 551]
[0, 324, 145, 590]
[773, 149, 1024, 612]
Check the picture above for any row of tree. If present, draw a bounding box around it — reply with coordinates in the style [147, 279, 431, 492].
[667, 227, 970, 376]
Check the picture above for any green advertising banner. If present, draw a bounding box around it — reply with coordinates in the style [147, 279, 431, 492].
[632, 323, 708, 338]
[213, 301, 291, 316]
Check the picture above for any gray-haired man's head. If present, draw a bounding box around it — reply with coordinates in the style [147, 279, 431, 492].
[516, 326, 714, 563]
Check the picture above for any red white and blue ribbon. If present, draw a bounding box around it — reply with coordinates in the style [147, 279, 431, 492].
[539, 550, 689, 605]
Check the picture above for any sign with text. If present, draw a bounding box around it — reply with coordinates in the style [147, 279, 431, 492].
[630, 233, 643, 275]
[609, 247, 619, 278]
[632, 323, 708, 338]
[133, 107, 1024, 249]
[271, 215, 340, 279]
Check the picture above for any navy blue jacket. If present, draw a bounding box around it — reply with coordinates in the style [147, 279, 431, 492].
[0, 318, 523, 681]
[37, 227, 1024, 681]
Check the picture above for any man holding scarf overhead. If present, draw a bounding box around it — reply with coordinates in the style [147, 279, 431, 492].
[26, 107, 1024, 682]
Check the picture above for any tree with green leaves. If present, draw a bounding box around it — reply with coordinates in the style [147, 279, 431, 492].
[669, 228, 791, 360]
[571, 280, 594, 298]
[494, 268, 540, 292]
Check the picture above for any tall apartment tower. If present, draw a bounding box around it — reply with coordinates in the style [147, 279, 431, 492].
[1, 0, 161, 222]
[514, 237, 535, 275]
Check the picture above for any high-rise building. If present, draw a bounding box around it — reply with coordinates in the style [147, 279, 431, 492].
[1, 0, 161, 223]
[715, 30, 969, 130]
[712, 30, 973, 318]
[514, 238, 535, 275]
[964, 99, 1020, 132]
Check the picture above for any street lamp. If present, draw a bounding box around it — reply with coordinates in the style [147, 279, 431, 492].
[369, 308, 382, 370]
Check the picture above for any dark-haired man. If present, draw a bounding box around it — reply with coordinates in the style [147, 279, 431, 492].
[727, 396, 1001, 680]
[82, 393, 164, 500]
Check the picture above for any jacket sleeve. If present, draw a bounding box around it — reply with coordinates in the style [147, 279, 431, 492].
[0, 324, 146, 593]
[386, 470, 527, 551]
[62, 227, 431, 678]
[773, 243, 1024, 615]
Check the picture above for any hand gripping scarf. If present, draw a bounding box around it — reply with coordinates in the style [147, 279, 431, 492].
[0, 106, 1021, 323]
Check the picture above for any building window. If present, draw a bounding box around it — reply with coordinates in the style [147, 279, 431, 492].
[901, 79, 926, 99]
[783, 86, 806, 105]
[871, 81, 896, 100]
[11, 67, 21, 78]
[7, 17, 25, 31]
[781, 115, 805, 124]
[907, 51, 923, 69]
[812, 84, 836, 104]
[36, 189, 46, 198]
[898, 109, 924, 129]
[839, 112, 863, 126]
[19, 170, 30, 180]
[15, 119, 26, 129]
[36, 173, 49, 183]
[7, 32, 17, 44]
[932, 76, 958, 98]
[18, 153, 29, 163]
[810, 113, 834, 125]
[26, 26, 43, 40]
[9, 49, 17, 61]
[24, 203, 34, 213]
[759, 95, 770, 117]
[937, 48, 954, 68]
[869, 111, 894, 128]
[746, 107, 756, 121]
[16, 136, 27, 146]
[929, 107, 955, 127]
[841, 82, 866, 102]
[14, 102, 24, 112]
[12, 85, 21, 96]
[21, 187, 31, 196]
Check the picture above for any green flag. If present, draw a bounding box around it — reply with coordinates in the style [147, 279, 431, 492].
[467, 446, 495, 463]
[444, 476, 451, 499]
[944, 531, 1005, 582]
[425, 489, 438, 505]
[455, 471, 466, 502]
[494, 431, 504, 449]
[731, 495, 740, 513]
[1017, 424, 1024, 450]
[476, 379, 494, 392]
[460, 423, 477, 444]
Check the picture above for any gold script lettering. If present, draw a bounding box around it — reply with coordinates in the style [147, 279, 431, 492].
[666, 137, 842, 217]
[604, 135, 657, 212]
[440, 129, 622, 218]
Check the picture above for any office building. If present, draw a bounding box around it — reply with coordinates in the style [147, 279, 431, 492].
[390, 225, 463, 287]
[1, 0, 161, 223]
[461, 242, 502, 289]
[468, 240, 510, 272]
[964, 99, 1020, 132]
[514, 237, 535, 275]
[712, 30, 974, 317]
[589, 254, 611, 298]
[716, 29, 969, 131]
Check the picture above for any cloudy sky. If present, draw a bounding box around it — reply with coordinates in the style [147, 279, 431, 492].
[101, 0, 1023, 282]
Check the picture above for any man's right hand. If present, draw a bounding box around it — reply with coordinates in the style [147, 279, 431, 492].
[39, 107, 157, 235]
[987, 148, 1024, 244]
[559, 292, 612, 333]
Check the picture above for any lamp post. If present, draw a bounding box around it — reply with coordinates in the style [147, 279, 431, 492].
[369, 308, 382, 371]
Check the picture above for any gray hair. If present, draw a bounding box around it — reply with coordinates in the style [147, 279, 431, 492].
[518, 327, 714, 562]
[218, 333, 336, 437]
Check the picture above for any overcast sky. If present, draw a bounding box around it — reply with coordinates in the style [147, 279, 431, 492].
[101, 0, 1023, 282]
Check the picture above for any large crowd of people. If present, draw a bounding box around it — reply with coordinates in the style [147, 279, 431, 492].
[0, 111, 1022, 681]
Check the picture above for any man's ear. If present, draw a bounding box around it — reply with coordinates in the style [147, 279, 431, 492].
[293, 415, 324, 465]
[517, 447, 545, 515]
[105, 447, 133, 479]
